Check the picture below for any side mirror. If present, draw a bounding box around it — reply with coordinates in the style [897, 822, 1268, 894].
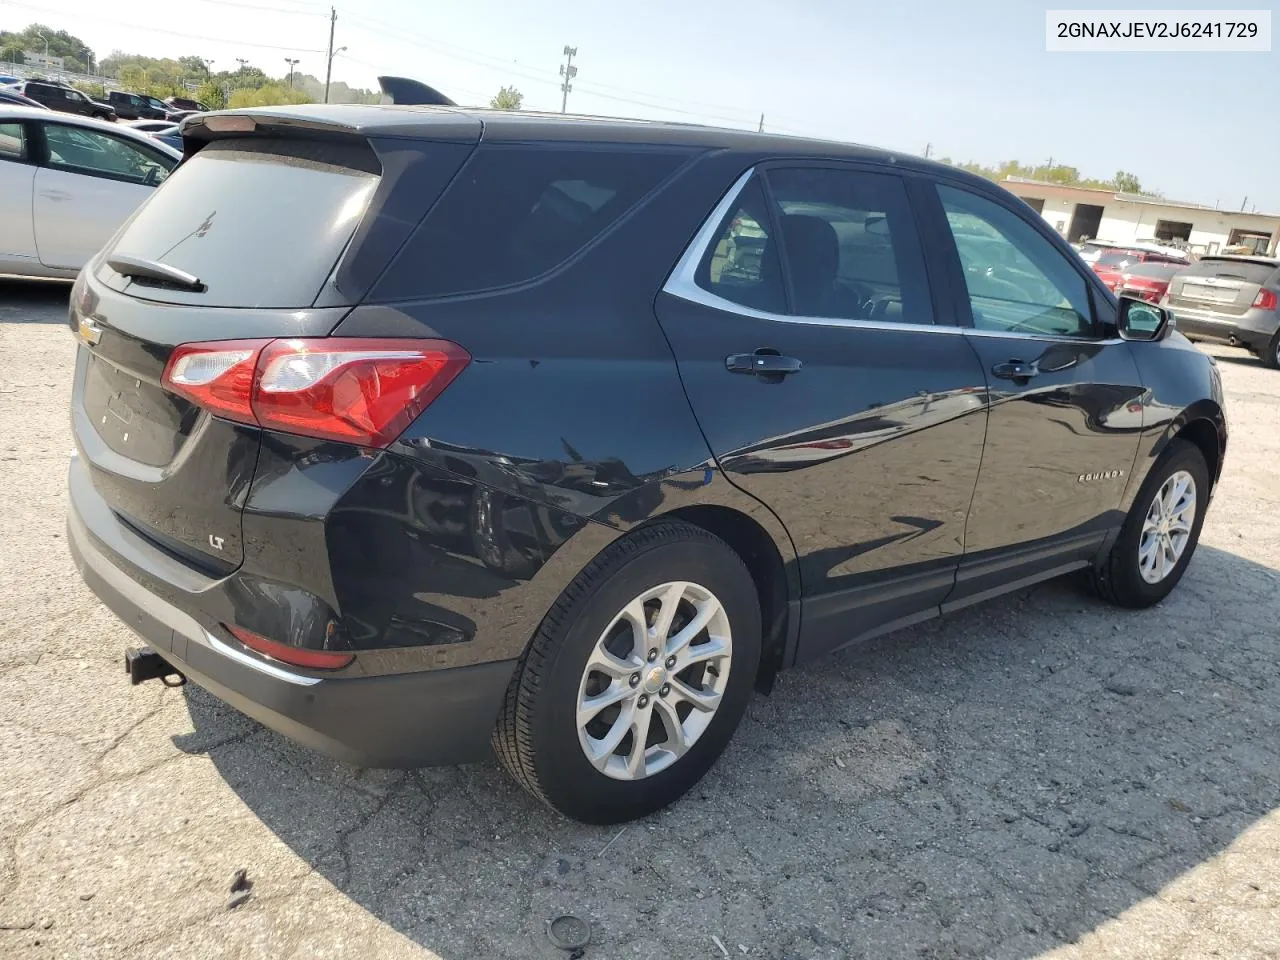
[1117, 296, 1170, 341]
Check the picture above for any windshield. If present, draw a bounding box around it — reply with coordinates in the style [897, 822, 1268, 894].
[1126, 262, 1183, 280]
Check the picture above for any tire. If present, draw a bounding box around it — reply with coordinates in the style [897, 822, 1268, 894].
[493, 521, 761, 824]
[1264, 331, 1280, 370]
[1090, 438, 1209, 608]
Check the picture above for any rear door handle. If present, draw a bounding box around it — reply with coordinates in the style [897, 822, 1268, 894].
[991, 359, 1038, 382]
[726, 352, 803, 378]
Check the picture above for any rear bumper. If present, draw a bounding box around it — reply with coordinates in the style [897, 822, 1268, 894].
[1172, 307, 1277, 354]
[67, 457, 515, 768]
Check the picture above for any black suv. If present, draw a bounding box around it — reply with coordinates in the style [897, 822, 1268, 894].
[67, 105, 1227, 824]
[7, 80, 115, 120]
[102, 91, 173, 120]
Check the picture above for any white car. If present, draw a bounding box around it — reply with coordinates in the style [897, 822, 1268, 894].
[0, 106, 181, 278]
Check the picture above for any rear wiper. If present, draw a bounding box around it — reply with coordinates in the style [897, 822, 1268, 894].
[106, 255, 206, 293]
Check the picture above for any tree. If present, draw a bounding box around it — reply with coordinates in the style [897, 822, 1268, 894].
[490, 85, 523, 110]
[1112, 170, 1142, 193]
[196, 81, 227, 110]
[1, 46, 24, 64]
[178, 55, 209, 76]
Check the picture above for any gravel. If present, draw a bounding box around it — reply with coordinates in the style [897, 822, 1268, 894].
[2, 278, 1278, 959]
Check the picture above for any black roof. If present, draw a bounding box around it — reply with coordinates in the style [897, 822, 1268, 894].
[194, 102, 973, 183]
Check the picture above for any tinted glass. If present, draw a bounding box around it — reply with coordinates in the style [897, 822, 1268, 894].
[0, 121, 25, 161]
[767, 167, 934, 324]
[44, 124, 173, 185]
[939, 184, 1094, 338]
[1126, 261, 1183, 280]
[105, 137, 380, 307]
[696, 177, 785, 313]
[398, 143, 688, 297]
[1095, 250, 1141, 268]
[1179, 257, 1278, 285]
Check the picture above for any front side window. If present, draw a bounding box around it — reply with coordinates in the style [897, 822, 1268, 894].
[938, 184, 1095, 338]
[0, 122, 26, 161]
[765, 166, 934, 324]
[43, 124, 174, 185]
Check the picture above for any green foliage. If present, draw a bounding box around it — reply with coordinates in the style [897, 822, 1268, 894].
[941, 157, 1157, 197]
[227, 84, 312, 108]
[0, 24, 92, 64]
[195, 81, 227, 110]
[0, 45, 24, 64]
[490, 85, 523, 110]
[1112, 170, 1142, 193]
[292, 73, 380, 104]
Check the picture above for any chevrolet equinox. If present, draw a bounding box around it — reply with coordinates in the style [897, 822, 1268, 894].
[67, 105, 1227, 823]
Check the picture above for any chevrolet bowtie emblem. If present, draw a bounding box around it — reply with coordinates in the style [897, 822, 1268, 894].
[77, 317, 103, 346]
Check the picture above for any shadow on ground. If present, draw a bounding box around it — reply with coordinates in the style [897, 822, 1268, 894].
[0, 279, 71, 323]
[181, 542, 1280, 959]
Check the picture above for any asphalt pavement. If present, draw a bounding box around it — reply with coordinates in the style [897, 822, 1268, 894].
[1, 279, 1278, 959]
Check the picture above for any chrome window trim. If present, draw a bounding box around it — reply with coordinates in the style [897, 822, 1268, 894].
[662, 167, 1119, 345]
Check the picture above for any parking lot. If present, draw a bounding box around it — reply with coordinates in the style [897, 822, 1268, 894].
[1, 277, 1278, 959]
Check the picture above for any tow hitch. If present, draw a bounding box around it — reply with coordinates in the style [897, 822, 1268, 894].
[125, 646, 186, 687]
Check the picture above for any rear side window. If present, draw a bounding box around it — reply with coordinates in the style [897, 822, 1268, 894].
[696, 177, 786, 313]
[0, 122, 25, 161]
[103, 137, 380, 308]
[388, 144, 688, 298]
[765, 166, 934, 324]
[1180, 258, 1278, 285]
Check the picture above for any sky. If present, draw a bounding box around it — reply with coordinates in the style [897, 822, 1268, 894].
[5, 0, 1277, 211]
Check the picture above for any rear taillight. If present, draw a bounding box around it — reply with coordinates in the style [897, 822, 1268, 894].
[1253, 289, 1278, 311]
[163, 338, 470, 447]
[224, 624, 354, 670]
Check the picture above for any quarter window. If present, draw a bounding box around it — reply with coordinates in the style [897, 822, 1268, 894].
[42, 124, 173, 186]
[938, 184, 1095, 338]
[388, 144, 691, 298]
[764, 167, 935, 324]
[0, 122, 26, 161]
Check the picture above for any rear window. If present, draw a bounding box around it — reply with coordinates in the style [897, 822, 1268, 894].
[1180, 258, 1278, 284]
[380, 143, 690, 298]
[1095, 250, 1140, 267]
[1126, 261, 1182, 280]
[103, 137, 380, 308]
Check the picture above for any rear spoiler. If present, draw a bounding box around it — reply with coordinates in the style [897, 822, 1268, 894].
[377, 76, 456, 107]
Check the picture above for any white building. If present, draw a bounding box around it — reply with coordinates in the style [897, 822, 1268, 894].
[1000, 178, 1280, 257]
[22, 51, 65, 70]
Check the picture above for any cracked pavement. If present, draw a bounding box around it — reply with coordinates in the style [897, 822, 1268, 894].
[2, 278, 1279, 959]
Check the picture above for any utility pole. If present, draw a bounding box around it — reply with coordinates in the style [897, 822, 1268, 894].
[324, 7, 338, 103]
[924, 142, 932, 159]
[758, 113, 764, 132]
[1241, 195, 1248, 212]
[284, 57, 299, 88]
[559, 46, 577, 113]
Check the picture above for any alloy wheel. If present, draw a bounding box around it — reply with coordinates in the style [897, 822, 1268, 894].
[1138, 470, 1197, 584]
[576, 581, 732, 781]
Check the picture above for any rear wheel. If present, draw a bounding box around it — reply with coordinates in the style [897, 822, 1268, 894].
[1091, 439, 1209, 607]
[493, 521, 760, 823]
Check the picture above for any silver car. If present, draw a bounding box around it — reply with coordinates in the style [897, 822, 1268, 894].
[1164, 255, 1280, 368]
[0, 105, 180, 279]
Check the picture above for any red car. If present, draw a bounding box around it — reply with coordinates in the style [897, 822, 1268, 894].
[1095, 261, 1185, 303]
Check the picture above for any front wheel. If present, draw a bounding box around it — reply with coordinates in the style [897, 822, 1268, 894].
[1264, 331, 1280, 370]
[1091, 438, 1209, 607]
[493, 521, 761, 823]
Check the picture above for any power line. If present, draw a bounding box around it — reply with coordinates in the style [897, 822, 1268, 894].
[184, 0, 327, 17]
[1, 0, 324, 52]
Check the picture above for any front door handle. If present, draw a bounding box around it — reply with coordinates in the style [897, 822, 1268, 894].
[726, 351, 803, 378]
[991, 359, 1038, 382]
